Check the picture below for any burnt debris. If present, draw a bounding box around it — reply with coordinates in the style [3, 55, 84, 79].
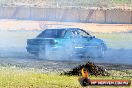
[61, 61, 110, 76]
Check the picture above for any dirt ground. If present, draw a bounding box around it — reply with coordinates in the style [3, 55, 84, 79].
[0, 19, 132, 65]
[0, 19, 132, 33]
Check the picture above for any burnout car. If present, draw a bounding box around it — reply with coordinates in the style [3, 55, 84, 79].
[26, 28, 107, 59]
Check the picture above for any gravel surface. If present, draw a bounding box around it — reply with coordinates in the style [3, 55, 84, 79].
[0, 47, 132, 73]
[0, 56, 132, 74]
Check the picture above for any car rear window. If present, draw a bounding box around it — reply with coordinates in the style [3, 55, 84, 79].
[37, 29, 65, 38]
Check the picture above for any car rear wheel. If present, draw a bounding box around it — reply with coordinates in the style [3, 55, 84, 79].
[38, 45, 48, 59]
[38, 49, 46, 59]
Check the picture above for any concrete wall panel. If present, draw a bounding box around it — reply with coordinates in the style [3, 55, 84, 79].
[0, 6, 131, 24]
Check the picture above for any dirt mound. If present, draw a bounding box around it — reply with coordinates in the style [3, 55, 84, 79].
[62, 61, 110, 76]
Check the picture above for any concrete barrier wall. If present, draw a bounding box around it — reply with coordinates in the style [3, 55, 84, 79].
[0, 6, 132, 23]
[106, 9, 132, 23]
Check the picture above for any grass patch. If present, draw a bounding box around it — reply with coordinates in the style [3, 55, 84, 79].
[0, 67, 80, 88]
[0, 67, 131, 88]
[93, 33, 132, 49]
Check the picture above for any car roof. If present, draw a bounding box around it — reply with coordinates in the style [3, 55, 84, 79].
[45, 28, 81, 31]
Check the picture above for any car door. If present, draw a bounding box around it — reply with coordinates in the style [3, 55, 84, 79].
[63, 29, 90, 57]
[75, 29, 91, 48]
[65, 29, 89, 54]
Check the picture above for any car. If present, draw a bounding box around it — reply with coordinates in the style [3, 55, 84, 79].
[26, 28, 107, 59]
